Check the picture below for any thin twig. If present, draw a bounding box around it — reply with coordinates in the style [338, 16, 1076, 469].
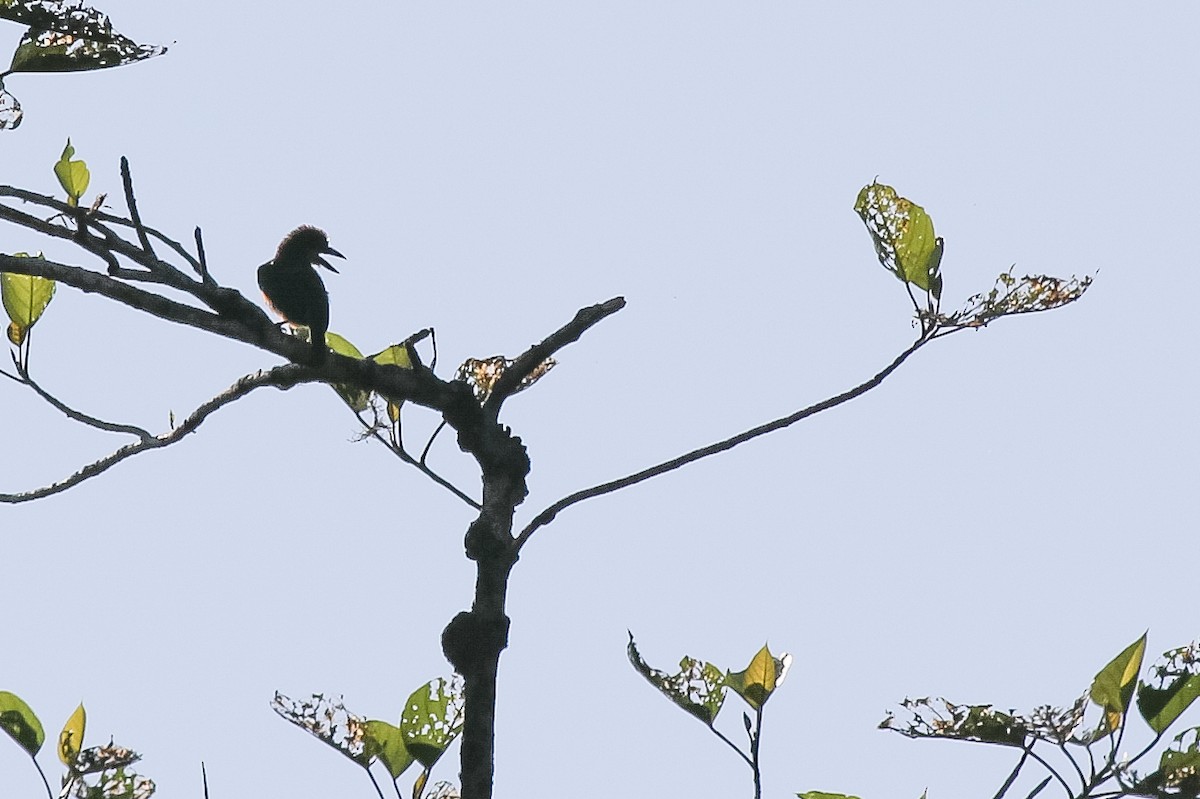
[421, 420, 448, 464]
[353, 408, 480, 509]
[1023, 745, 1075, 798]
[120, 156, 155, 257]
[365, 766, 387, 799]
[993, 748, 1032, 799]
[516, 332, 933, 549]
[16, 362, 153, 439]
[0, 367, 324, 503]
[194, 226, 209, 281]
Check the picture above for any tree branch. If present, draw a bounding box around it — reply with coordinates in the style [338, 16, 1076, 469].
[0, 367, 324, 503]
[483, 296, 625, 416]
[13, 359, 153, 440]
[515, 332, 933, 549]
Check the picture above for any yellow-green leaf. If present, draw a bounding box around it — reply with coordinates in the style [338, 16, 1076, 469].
[0, 691, 44, 756]
[53, 139, 90, 206]
[1, 265, 56, 346]
[372, 344, 413, 370]
[57, 703, 85, 767]
[364, 720, 414, 779]
[726, 644, 790, 711]
[854, 181, 943, 298]
[1090, 633, 1147, 733]
[324, 331, 370, 411]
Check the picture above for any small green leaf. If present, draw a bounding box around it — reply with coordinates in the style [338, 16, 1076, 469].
[627, 634, 727, 726]
[57, 703, 85, 767]
[52, 139, 89, 206]
[324, 331, 370, 411]
[371, 344, 413, 422]
[798, 793, 863, 799]
[1137, 644, 1200, 735]
[1090, 633, 1147, 733]
[726, 644, 790, 711]
[363, 719, 413, 779]
[854, 181, 944, 298]
[399, 678, 464, 770]
[2, 262, 55, 345]
[0, 691, 44, 756]
[372, 343, 413, 370]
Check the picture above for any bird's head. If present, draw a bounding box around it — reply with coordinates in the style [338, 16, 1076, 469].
[276, 225, 345, 273]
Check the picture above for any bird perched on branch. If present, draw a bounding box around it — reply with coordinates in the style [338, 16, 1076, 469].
[258, 225, 344, 362]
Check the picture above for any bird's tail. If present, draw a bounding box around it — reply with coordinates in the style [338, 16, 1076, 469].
[311, 328, 328, 363]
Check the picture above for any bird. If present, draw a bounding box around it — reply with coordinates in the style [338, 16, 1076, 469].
[257, 225, 344, 362]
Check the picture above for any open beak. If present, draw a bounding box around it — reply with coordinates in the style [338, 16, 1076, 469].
[314, 247, 345, 273]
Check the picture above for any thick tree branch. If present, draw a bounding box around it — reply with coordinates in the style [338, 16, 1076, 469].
[515, 332, 934, 549]
[0, 367, 325, 503]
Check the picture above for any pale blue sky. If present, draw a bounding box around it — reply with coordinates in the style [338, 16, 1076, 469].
[2, 2, 1198, 797]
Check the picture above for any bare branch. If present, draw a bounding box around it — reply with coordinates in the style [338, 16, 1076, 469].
[120, 156, 155, 257]
[483, 296, 625, 416]
[15, 361, 153, 440]
[515, 332, 933, 549]
[0, 367, 324, 504]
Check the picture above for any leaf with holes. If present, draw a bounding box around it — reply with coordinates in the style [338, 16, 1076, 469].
[399, 677, 464, 770]
[854, 181, 944, 299]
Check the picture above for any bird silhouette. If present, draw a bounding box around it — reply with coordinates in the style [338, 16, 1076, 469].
[258, 225, 344, 362]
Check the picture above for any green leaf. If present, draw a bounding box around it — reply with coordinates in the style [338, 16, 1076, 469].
[371, 343, 413, 370]
[853, 181, 944, 298]
[726, 644, 791, 711]
[627, 633, 727, 726]
[1090, 633, 1147, 733]
[798, 793, 862, 799]
[8, 26, 166, 75]
[371, 344, 414, 422]
[363, 719, 414, 779]
[0, 691, 44, 756]
[1, 261, 55, 345]
[323, 332, 371, 411]
[399, 678, 464, 770]
[52, 138, 89, 206]
[1137, 643, 1200, 735]
[57, 702, 85, 767]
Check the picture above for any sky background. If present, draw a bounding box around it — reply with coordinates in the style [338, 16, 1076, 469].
[2, 2, 1198, 797]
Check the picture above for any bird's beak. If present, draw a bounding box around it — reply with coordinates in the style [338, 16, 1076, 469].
[314, 247, 345, 273]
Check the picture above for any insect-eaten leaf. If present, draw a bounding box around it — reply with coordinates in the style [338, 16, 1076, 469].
[271, 692, 371, 766]
[53, 139, 89, 206]
[400, 677, 464, 770]
[2, 257, 55, 345]
[57, 702, 86, 767]
[8, 27, 166, 75]
[0, 77, 22, 130]
[854, 181, 944, 300]
[627, 633, 727, 726]
[0, 690, 45, 756]
[456, 355, 556, 403]
[725, 644, 791, 711]
[1137, 641, 1200, 735]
